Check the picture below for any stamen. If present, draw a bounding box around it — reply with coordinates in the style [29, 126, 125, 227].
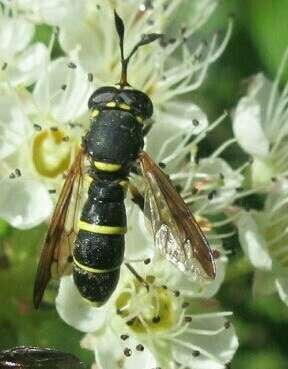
[211, 138, 237, 158]
[266, 46, 288, 122]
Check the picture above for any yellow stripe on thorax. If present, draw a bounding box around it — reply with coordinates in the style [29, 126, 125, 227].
[94, 161, 121, 172]
[91, 109, 99, 118]
[73, 256, 120, 274]
[78, 220, 127, 235]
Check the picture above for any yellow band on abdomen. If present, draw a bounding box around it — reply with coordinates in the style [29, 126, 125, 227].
[78, 220, 127, 235]
[73, 256, 120, 274]
[94, 161, 121, 172]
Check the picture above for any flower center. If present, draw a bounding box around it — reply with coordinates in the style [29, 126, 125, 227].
[32, 129, 71, 178]
[115, 276, 178, 333]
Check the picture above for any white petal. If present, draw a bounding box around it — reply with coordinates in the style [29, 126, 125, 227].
[38, 0, 85, 25]
[197, 157, 243, 211]
[0, 92, 30, 159]
[0, 17, 34, 56]
[83, 327, 157, 369]
[125, 205, 154, 260]
[0, 178, 52, 229]
[56, 275, 109, 333]
[275, 277, 288, 306]
[233, 97, 269, 158]
[237, 211, 272, 270]
[172, 316, 238, 369]
[156, 101, 208, 132]
[8, 43, 48, 87]
[34, 57, 93, 122]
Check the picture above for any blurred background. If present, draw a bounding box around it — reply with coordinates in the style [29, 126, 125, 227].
[1, 0, 288, 368]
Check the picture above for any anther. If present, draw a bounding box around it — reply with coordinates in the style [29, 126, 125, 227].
[15, 169, 21, 177]
[174, 290, 180, 297]
[126, 319, 135, 326]
[192, 350, 200, 357]
[88, 73, 93, 82]
[152, 316, 161, 323]
[184, 316, 192, 322]
[158, 162, 166, 169]
[61, 84, 67, 90]
[212, 249, 220, 259]
[224, 320, 231, 329]
[144, 258, 151, 265]
[136, 344, 144, 352]
[33, 124, 42, 131]
[68, 62, 77, 69]
[208, 190, 217, 200]
[48, 189, 56, 194]
[62, 136, 70, 142]
[182, 302, 189, 308]
[1, 62, 8, 71]
[192, 119, 199, 127]
[9, 173, 16, 179]
[50, 126, 58, 132]
[120, 334, 129, 341]
[123, 348, 132, 357]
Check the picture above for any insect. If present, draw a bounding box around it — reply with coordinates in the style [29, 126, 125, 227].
[0, 346, 86, 369]
[33, 11, 216, 309]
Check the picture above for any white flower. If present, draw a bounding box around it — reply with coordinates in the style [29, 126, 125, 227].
[237, 179, 288, 306]
[57, 258, 238, 369]
[233, 48, 288, 189]
[24, 0, 232, 131]
[0, 57, 93, 228]
[0, 4, 48, 86]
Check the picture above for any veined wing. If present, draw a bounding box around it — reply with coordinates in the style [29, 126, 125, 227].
[33, 148, 85, 309]
[138, 151, 215, 279]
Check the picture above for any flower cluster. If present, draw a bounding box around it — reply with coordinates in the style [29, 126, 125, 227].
[9, 0, 288, 368]
[232, 48, 288, 306]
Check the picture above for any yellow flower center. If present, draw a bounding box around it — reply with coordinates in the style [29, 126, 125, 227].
[116, 277, 178, 333]
[32, 129, 71, 178]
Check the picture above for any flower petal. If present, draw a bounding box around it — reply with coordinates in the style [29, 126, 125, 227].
[156, 101, 208, 132]
[0, 17, 34, 56]
[56, 275, 109, 333]
[172, 315, 238, 369]
[0, 91, 30, 159]
[82, 328, 157, 369]
[197, 157, 243, 212]
[233, 96, 269, 158]
[8, 43, 48, 87]
[0, 178, 52, 229]
[237, 211, 272, 270]
[34, 57, 93, 123]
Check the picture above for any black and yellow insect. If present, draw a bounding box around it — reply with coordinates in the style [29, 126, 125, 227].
[0, 346, 86, 369]
[33, 11, 216, 309]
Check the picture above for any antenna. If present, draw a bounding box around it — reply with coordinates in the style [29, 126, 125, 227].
[114, 10, 163, 88]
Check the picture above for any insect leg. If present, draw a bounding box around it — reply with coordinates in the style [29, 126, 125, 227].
[124, 263, 149, 291]
[143, 119, 153, 137]
[129, 182, 144, 211]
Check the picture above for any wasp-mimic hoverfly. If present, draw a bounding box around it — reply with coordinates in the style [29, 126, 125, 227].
[33, 11, 216, 309]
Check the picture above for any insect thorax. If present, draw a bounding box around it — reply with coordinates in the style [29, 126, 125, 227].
[84, 86, 153, 172]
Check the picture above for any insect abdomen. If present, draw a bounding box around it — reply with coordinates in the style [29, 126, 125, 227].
[73, 180, 126, 305]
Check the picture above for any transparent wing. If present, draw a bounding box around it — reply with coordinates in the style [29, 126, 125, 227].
[33, 148, 85, 308]
[138, 151, 216, 279]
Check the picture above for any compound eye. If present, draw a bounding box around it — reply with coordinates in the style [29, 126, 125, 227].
[118, 89, 153, 119]
[88, 86, 118, 109]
